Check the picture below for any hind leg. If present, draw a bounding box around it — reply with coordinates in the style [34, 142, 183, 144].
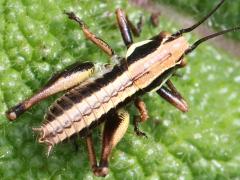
[85, 109, 129, 177]
[6, 62, 95, 121]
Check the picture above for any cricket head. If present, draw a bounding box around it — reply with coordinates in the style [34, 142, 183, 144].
[125, 31, 189, 89]
[126, 0, 239, 90]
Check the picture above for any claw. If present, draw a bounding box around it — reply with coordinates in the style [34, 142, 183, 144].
[93, 166, 109, 177]
[64, 11, 84, 27]
[134, 127, 148, 138]
[133, 115, 148, 138]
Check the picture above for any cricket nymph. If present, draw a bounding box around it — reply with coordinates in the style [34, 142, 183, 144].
[6, 0, 239, 177]
[36, 34, 189, 153]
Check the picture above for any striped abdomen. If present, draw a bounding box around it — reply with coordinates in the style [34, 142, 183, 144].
[38, 65, 138, 146]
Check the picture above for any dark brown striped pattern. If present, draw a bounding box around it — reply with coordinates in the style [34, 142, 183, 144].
[39, 63, 139, 146]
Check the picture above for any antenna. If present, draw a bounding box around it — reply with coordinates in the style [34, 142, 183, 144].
[185, 26, 240, 55]
[172, 0, 225, 37]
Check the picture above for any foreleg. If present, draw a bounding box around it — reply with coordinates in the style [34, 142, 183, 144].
[157, 80, 188, 112]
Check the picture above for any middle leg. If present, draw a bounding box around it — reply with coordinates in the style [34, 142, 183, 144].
[133, 97, 149, 138]
[65, 12, 115, 57]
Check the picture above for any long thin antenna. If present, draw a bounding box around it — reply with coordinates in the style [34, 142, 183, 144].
[172, 0, 225, 37]
[185, 26, 240, 55]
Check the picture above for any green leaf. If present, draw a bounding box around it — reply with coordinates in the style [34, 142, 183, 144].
[1, 1, 240, 179]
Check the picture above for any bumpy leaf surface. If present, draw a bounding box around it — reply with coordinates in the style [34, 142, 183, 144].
[0, 1, 240, 179]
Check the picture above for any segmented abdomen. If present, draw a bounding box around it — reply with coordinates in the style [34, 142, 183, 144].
[38, 65, 138, 146]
